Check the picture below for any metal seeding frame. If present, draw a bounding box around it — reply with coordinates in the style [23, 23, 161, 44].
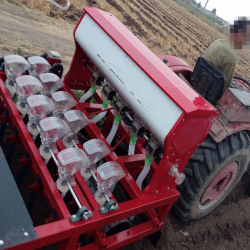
[0, 7, 217, 250]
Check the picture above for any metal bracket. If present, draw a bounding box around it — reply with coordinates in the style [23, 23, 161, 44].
[100, 200, 119, 214]
[70, 206, 92, 223]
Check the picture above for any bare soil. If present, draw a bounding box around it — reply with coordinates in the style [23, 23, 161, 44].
[1, 1, 250, 250]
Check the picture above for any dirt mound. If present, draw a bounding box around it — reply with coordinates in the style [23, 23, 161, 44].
[18, 0, 86, 22]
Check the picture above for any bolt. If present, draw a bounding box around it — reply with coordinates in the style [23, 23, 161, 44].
[82, 212, 89, 220]
[156, 190, 158, 194]
[169, 147, 171, 149]
[109, 204, 116, 211]
[167, 187, 169, 190]
[24, 232, 29, 237]
[173, 133, 175, 136]
[0, 240, 3, 245]
[188, 151, 190, 154]
[173, 153, 175, 156]
[163, 58, 169, 64]
[183, 119, 185, 121]
[72, 215, 76, 219]
[211, 120, 213, 122]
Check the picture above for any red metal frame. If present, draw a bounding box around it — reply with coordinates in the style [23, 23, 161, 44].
[0, 7, 217, 250]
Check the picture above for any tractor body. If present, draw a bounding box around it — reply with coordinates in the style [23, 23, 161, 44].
[160, 54, 250, 143]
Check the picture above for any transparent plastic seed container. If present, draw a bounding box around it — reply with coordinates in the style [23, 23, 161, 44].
[96, 162, 125, 197]
[83, 139, 110, 163]
[39, 117, 70, 147]
[28, 56, 51, 76]
[16, 75, 43, 102]
[56, 148, 90, 193]
[64, 110, 90, 134]
[4, 55, 30, 82]
[26, 95, 55, 124]
[39, 73, 64, 96]
[48, 50, 61, 60]
[80, 162, 97, 181]
[57, 148, 89, 182]
[52, 91, 77, 117]
[39, 143, 58, 162]
[62, 110, 90, 148]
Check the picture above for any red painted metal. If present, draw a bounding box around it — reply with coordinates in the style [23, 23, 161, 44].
[0, 7, 221, 250]
[47, 57, 62, 67]
[29, 176, 42, 193]
[65, 8, 217, 117]
[200, 161, 238, 206]
[209, 81, 250, 143]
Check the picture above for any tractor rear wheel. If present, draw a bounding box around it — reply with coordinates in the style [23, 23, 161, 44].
[173, 131, 250, 222]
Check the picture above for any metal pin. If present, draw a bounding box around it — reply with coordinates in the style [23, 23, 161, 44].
[66, 181, 82, 209]
[71, 138, 78, 148]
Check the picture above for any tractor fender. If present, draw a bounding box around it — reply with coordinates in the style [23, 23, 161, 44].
[209, 116, 250, 143]
[158, 55, 193, 80]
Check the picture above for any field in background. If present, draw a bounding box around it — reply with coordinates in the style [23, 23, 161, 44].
[16, 0, 250, 79]
[173, 0, 229, 35]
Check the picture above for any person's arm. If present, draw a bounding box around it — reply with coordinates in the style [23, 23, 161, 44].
[221, 61, 237, 92]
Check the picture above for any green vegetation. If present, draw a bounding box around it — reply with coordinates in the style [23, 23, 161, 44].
[71, 89, 84, 100]
[16, 47, 24, 56]
[6, 0, 21, 6]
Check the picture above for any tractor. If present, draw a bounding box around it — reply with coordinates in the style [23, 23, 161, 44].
[159, 54, 250, 221]
[0, 6, 249, 250]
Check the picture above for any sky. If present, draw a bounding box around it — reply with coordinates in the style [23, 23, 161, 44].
[199, 0, 250, 23]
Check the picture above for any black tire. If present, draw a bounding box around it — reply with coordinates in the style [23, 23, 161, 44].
[173, 131, 250, 222]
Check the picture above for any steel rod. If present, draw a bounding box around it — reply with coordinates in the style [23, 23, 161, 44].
[35, 124, 83, 210]
[71, 138, 78, 148]
[89, 169, 98, 182]
[66, 181, 82, 209]
[71, 137, 110, 205]
[104, 193, 110, 202]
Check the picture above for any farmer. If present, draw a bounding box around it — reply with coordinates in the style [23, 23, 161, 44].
[203, 17, 250, 93]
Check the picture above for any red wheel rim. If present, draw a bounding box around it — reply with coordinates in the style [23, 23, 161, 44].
[199, 161, 238, 209]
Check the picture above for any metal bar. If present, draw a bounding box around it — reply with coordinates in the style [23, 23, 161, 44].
[48, 148, 59, 165]
[27, 175, 41, 213]
[71, 138, 78, 148]
[0, 107, 9, 143]
[66, 181, 82, 209]
[87, 106, 114, 116]
[118, 154, 145, 168]
[75, 172, 100, 211]
[98, 222, 164, 250]
[80, 103, 103, 113]
[0, 77, 69, 219]
[57, 235, 80, 250]
[16, 151, 30, 187]
[30, 191, 177, 249]
[43, 135, 85, 212]
[71, 136, 110, 206]
[6, 127, 19, 164]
